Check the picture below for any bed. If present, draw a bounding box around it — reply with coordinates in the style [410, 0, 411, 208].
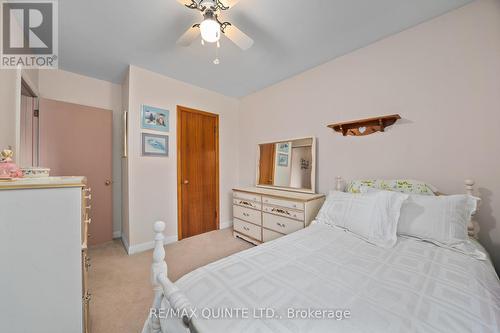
[142, 179, 500, 333]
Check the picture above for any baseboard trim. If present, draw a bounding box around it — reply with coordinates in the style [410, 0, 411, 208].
[122, 223, 232, 255]
[126, 235, 178, 255]
[121, 235, 130, 253]
[113, 230, 122, 239]
[220, 221, 233, 230]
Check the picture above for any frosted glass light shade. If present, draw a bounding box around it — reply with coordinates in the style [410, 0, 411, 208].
[200, 18, 220, 43]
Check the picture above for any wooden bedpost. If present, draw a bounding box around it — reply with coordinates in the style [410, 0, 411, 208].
[149, 221, 168, 333]
[465, 180, 480, 239]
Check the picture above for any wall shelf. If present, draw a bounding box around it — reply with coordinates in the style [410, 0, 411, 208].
[328, 114, 401, 136]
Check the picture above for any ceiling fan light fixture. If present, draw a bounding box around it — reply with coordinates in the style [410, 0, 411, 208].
[200, 17, 220, 43]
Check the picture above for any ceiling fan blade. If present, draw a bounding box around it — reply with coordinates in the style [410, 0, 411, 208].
[224, 24, 253, 50]
[219, 0, 242, 8]
[176, 26, 200, 47]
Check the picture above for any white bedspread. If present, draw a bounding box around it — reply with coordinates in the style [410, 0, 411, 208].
[159, 224, 500, 333]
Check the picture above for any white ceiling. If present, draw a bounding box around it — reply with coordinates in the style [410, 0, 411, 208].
[59, 0, 473, 97]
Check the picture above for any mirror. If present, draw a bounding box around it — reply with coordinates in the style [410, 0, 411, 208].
[257, 137, 316, 193]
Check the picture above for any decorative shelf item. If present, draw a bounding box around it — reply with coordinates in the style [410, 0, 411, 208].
[0, 149, 23, 178]
[328, 114, 401, 136]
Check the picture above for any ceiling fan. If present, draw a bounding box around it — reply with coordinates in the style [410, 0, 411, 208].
[176, 0, 254, 51]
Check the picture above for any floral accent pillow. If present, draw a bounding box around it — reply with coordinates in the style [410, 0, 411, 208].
[346, 179, 437, 196]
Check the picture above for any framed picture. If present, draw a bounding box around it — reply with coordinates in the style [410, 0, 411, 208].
[141, 105, 169, 132]
[277, 153, 289, 167]
[277, 142, 290, 153]
[142, 133, 168, 157]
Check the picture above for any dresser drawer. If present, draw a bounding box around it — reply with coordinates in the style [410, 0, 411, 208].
[263, 205, 304, 221]
[262, 196, 304, 210]
[234, 218, 262, 241]
[234, 191, 261, 203]
[263, 213, 304, 235]
[233, 205, 261, 225]
[82, 249, 91, 333]
[263, 228, 285, 242]
[233, 198, 262, 210]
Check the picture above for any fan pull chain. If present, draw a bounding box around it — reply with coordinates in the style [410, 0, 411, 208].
[213, 40, 220, 65]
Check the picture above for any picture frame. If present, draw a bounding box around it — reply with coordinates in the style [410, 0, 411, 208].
[141, 133, 168, 157]
[141, 105, 169, 132]
[277, 153, 289, 167]
[277, 142, 290, 153]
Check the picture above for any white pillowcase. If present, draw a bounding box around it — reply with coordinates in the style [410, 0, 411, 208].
[397, 194, 477, 243]
[360, 186, 485, 259]
[315, 190, 408, 248]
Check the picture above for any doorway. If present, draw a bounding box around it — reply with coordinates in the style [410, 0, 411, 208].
[19, 79, 39, 167]
[38, 98, 113, 246]
[177, 105, 219, 240]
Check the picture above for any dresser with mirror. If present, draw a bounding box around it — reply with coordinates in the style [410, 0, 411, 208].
[233, 137, 325, 245]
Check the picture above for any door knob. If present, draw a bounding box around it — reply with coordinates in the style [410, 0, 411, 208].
[183, 180, 189, 184]
[105, 180, 112, 186]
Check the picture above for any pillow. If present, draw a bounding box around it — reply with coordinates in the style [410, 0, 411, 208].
[346, 179, 437, 196]
[360, 186, 486, 259]
[315, 190, 408, 248]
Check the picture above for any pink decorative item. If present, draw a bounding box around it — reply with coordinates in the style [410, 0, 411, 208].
[0, 149, 23, 178]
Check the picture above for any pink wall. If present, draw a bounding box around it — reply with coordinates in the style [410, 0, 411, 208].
[238, 0, 500, 271]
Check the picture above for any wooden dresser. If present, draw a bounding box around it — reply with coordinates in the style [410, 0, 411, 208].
[0, 177, 91, 333]
[233, 187, 325, 245]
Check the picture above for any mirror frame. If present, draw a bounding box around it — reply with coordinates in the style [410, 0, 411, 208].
[255, 137, 316, 194]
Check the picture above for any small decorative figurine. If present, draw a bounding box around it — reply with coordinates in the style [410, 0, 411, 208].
[0, 149, 23, 178]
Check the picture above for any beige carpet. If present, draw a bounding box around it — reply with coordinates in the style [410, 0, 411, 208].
[88, 228, 253, 333]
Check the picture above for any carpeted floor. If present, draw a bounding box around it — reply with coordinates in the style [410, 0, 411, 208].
[88, 228, 253, 333]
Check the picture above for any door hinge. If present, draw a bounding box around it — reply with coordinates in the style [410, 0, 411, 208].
[33, 109, 39, 117]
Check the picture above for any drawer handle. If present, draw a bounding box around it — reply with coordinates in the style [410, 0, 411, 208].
[85, 218, 92, 224]
[243, 212, 250, 217]
[239, 200, 252, 207]
[86, 205, 91, 210]
[85, 194, 92, 200]
[85, 256, 91, 270]
[276, 222, 286, 228]
[272, 208, 290, 216]
[84, 188, 92, 193]
[83, 292, 92, 304]
[243, 226, 250, 231]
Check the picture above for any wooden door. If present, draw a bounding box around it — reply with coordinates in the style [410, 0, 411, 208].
[39, 98, 113, 245]
[177, 106, 219, 240]
[259, 143, 275, 185]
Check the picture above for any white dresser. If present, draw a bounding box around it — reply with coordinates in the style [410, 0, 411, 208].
[0, 177, 91, 333]
[233, 187, 325, 245]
